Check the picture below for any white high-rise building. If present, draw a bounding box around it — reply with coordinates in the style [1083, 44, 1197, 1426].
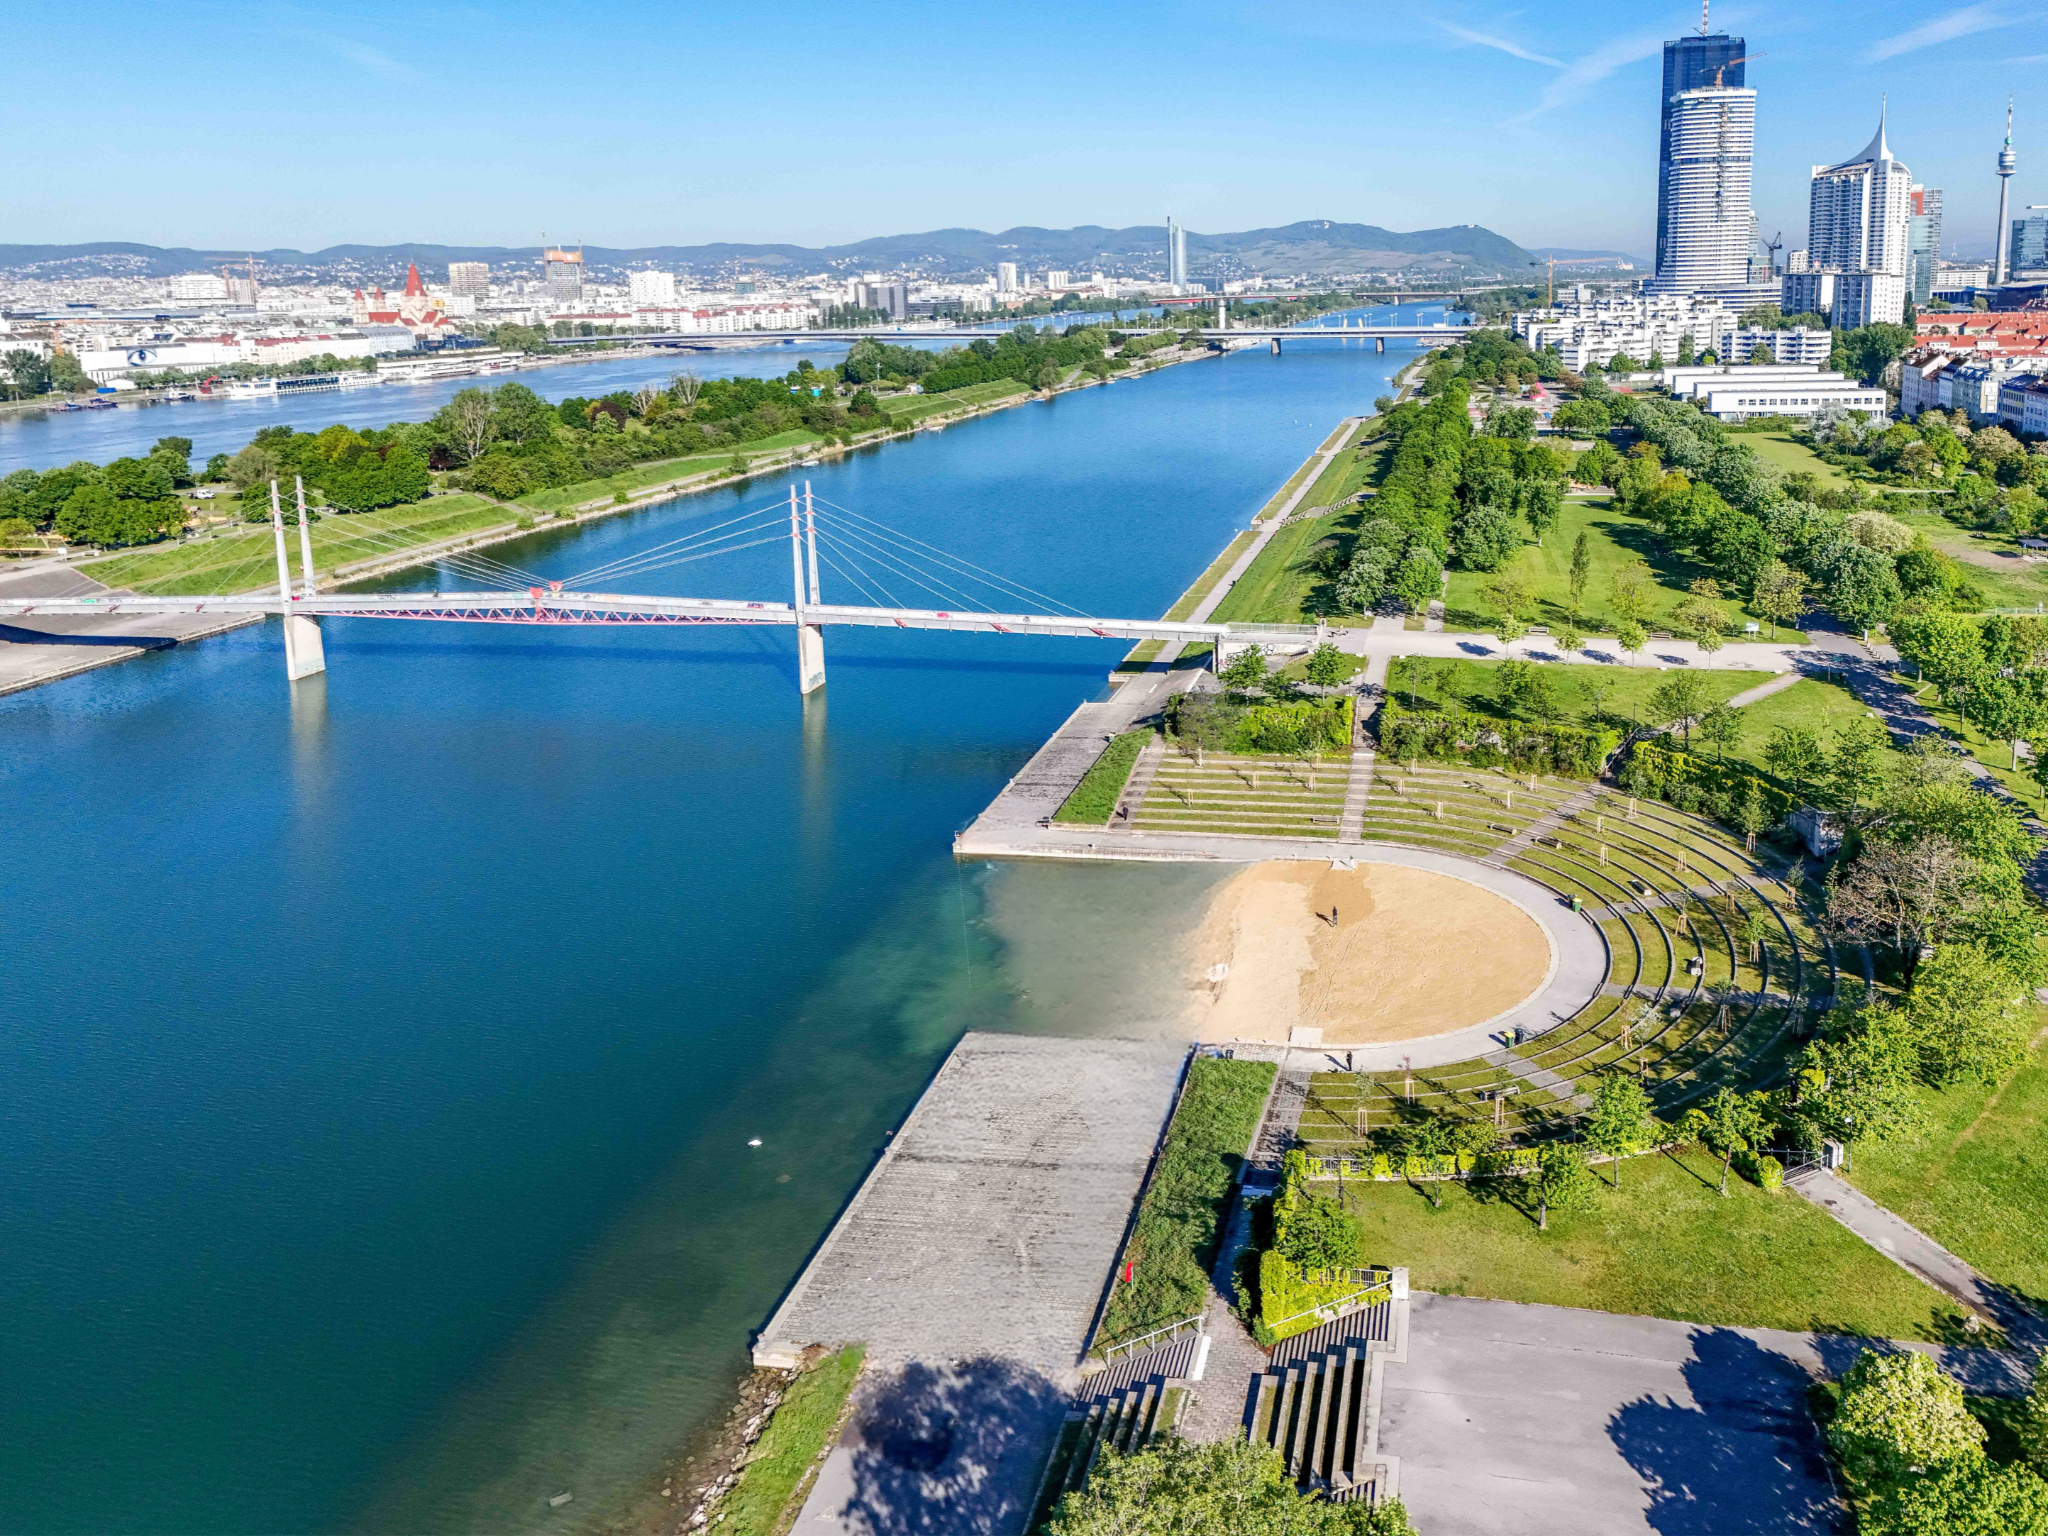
[628, 270, 677, 305]
[448, 261, 491, 298]
[996, 262, 1018, 294]
[1651, 87, 1757, 292]
[1807, 109, 1913, 278]
[1167, 216, 1188, 289]
[1045, 269, 1070, 289]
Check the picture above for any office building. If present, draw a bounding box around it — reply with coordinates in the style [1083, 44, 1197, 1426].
[1167, 216, 1188, 289]
[996, 262, 1018, 294]
[1652, 86, 1757, 291]
[1908, 186, 1942, 305]
[448, 261, 491, 299]
[628, 270, 677, 305]
[543, 246, 584, 303]
[2013, 213, 2048, 276]
[1994, 101, 2017, 284]
[1657, 27, 1746, 276]
[854, 280, 907, 320]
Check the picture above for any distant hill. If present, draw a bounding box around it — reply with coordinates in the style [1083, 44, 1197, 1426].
[0, 221, 1539, 284]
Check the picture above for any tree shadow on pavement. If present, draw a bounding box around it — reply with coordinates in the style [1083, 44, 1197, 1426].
[1606, 1326, 1848, 1534]
[841, 1356, 1066, 1536]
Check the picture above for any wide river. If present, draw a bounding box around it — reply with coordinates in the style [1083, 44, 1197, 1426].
[1, 312, 1426, 1533]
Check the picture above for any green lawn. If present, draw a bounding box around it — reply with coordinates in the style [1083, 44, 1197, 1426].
[879, 379, 1030, 422]
[515, 432, 821, 512]
[1745, 430, 1856, 490]
[88, 494, 512, 595]
[1846, 1032, 2048, 1311]
[1899, 679, 2048, 811]
[1385, 656, 1774, 731]
[1345, 1147, 1972, 1340]
[1707, 675, 1891, 785]
[719, 1345, 864, 1536]
[1444, 496, 1806, 641]
[1888, 507, 2048, 612]
[1097, 1057, 1275, 1350]
[1208, 504, 1359, 624]
[1054, 728, 1152, 824]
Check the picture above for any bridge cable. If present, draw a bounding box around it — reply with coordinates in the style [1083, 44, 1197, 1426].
[555, 513, 793, 589]
[557, 494, 793, 588]
[809, 496, 1090, 617]
[807, 542, 896, 610]
[810, 513, 1063, 617]
[808, 523, 985, 613]
[334, 504, 551, 585]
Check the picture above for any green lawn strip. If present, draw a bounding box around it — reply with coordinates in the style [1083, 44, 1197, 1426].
[1053, 729, 1153, 825]
[1346, 1146, 1973, 1339]
[719, 1345, 865, 1536]
[1116, 531, 1261, 672]
[515, 432, 822, 512]
[1899, 678, 2048, 811]
[1845, 1033, 2048, 1305]
[1744, 430, 1856, 490]
[1096, 1057, 1277, 1350]
[1441, 496, 1807, 641]
[91, 494, 514, 595]
[1705, 675, 1884, 784]
[879, 379, 1030, 422]
[1886, 507, 2048, 612]
[1384, 657, 1772, 733]
[1207, 504, 1362, 624]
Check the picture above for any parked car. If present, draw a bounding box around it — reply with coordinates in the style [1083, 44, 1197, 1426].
[191, 489, 216, 500]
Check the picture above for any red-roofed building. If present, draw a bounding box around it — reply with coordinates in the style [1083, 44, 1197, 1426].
[350, 263, 455, 335]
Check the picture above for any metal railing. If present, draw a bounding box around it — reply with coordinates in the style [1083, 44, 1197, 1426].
[1100, 1313, 1204, 1362]
[1263, 1278, 1393, 1336]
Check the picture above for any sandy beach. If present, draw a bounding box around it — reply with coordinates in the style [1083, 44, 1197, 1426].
[1186, 860, 1552, 1045]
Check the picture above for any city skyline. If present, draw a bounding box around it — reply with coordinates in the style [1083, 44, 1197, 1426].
[5, 1, 2040, 259]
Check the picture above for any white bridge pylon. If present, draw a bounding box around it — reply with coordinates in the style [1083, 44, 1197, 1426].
[1, 479, 1314, 690]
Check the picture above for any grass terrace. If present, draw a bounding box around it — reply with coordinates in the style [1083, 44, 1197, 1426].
[877, 378, 1031, 422]
[89, 494, 512, 595]
[1132, 749, 1351, 839]
[514, 431, 822, 513]
[1383, 656, 1775, 733]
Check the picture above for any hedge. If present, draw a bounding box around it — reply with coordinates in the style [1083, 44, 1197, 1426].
[1234, 697, 1353, 753]
[1053, 728, 1152, 825]
[1377, 699, 1620, 778]
[1621, 741, 1796, 826]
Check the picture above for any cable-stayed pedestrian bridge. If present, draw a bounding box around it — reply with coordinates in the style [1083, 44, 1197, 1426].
[1, 479, 1316, 691]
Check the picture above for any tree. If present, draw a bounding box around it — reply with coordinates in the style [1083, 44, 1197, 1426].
[1766, 724, 1829, 800]
[1304, 642, 1348, 687]
[1680, 1087, 1771, 1196]
[1906, 941, 2030, 1088]
[1584, 1073, 1656, 1185]
[1049, 1436, 1415, 1536]
[436, 388, 495, 463]
[1616, 618, 1646, 667]
[1789, 1004, 1928, 1149]
[487, 381, 558, 445]
[1486, 404, 1536, 440]
[1698, 703, 1743, 761]
[1748, 342, 1775, 365]
[1826, 716, 1892, 812]
[1523, 477, 1561, 546]
[1221, 645, 1269, 693]
[1393, 547, 1443, 616]
[1827, 832, 1979, 972]
[1567, 530, 1593, 617]
[1829, 1349, 1985, 1491]
[1650, 671, 1710, 745]
[1672, 588, 1728, 665]
[1555, 621, 1584, 657]
[1967, 676, 2046, 769]
[1836, 323, 1917, 387]
[1535, 1141, 1596, 1229]
[1609, 560, 1654, 627]
[1870, 1455, 2048, 1536]
[1752, 560, 1807, 639]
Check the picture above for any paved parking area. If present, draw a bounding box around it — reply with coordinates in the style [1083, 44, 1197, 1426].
[1380, 1295, 1849, 1536]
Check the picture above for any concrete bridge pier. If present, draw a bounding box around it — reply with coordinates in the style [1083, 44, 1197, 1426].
[1270, 337, 1282, 355]
[794, 483, 826, 695]
[270, 481, 326, 682]
[1376, 336, 1386, 354]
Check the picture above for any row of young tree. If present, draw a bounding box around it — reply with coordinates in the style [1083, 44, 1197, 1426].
[0, 437, 198, 547]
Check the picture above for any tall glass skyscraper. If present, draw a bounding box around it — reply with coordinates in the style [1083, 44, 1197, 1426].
[1658, 31, 1746, 275]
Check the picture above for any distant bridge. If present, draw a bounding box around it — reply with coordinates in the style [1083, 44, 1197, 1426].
[553, 322, 1475, 353]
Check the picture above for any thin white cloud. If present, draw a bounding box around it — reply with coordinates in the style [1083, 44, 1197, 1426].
[1865, 4, 2016, 62]
[327, 41, 424, 83]
[1430, 18, 1563, 68]
[1510, 29, 1672, 123]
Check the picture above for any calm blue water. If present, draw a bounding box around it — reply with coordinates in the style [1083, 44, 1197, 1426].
[0, 316, 1427, 1534]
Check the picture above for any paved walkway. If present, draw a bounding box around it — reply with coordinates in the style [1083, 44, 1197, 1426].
[1788, 1167, 2048, 1358]
[0, 562, 260, 696]
[1381, 1292, 2036, 1536]
[1258, 417, 1364, 525]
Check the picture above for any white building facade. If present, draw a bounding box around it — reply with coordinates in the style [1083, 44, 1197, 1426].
[627, 270, 677, 305]
[1800, 110, 1912, 325]
[1650, 87, 1757, 292]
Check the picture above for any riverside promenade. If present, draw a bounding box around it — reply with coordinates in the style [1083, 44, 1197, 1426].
[754, 1031, 1188, 1536]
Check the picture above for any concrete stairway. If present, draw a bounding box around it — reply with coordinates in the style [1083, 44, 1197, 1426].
[1245, 1276, 1408, 1505]
[1038, 1378, 1188, 1508]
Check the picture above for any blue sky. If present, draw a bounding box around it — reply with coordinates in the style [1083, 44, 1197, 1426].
[5, 0, 2041, 257]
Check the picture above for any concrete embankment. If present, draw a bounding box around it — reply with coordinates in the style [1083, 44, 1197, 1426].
[753, 1030, 1188, 1535]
